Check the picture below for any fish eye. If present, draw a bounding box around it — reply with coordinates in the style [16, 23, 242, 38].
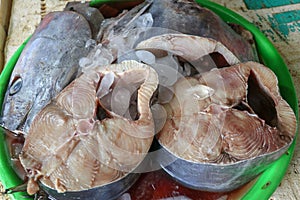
[9, 76, 23, 96]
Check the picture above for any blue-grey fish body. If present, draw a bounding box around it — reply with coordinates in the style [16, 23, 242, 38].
[98, 0, 256, 62]
[0, 11, 92, 133]
[147, 0, 256, 62]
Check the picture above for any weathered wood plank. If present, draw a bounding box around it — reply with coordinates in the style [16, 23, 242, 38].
[0, 25, 5, 71]
[0, 0, 12, 71]
[0, 0, 12, 30]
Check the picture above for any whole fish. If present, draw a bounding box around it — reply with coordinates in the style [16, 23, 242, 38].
[0, 10, 94, 133]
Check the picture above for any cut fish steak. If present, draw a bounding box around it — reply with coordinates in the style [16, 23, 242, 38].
[156, 61, 297, 192]
[147, 0, 256, 62]
[136, 33, 240, 66]
[158, 61, 296, 164]
[19, 61, 159, 195]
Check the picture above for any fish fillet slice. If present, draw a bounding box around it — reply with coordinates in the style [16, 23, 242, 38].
[20, 61, 158, 194]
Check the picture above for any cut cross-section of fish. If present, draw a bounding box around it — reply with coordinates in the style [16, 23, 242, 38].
[136, 33, 240, 69]
[156, 61, 297, 192]
[198, 63, 250, 106]
[147, 0, 256, 62]
[19, 61, 158, 199]
[244, 61, 297, 139]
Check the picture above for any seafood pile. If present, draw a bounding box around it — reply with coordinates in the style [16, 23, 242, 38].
[0, 0, 297, 199]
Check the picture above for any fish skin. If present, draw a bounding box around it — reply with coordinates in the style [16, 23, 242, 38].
[147, 0, 256, 62]
[156, 62, 296, 192]
[98, 0, 256, 62]
[0, 11, 92, 133]
[64, 2, 104, 39]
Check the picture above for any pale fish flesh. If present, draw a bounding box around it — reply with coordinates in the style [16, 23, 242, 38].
[0, 11, 94, 133]
[19, 60, 158, 200]
[135, 33, 240, 72]
[157, 61, 296, 191]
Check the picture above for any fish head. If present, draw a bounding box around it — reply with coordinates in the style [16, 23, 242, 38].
[1, 11, 94, 133]
[0, 60, 77, 133]
[0, 70, 35, 132]
[0, 48, 52, 133]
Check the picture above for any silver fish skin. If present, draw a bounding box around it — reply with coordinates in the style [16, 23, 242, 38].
[64, 2, 104, 39]
[0, 11, 92, 133]
[147, 0, 256, 62]
[98, 0, 256, 62]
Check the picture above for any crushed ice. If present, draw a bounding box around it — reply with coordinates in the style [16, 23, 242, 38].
[135, 50, 156, 64]
[77, 10, 224, 133]
[97, 72, 115, 98]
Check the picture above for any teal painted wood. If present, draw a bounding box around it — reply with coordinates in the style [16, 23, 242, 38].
[244, 0, 300, 9]
[273, 10, 300, 24]
[268, 10, 300, 38]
